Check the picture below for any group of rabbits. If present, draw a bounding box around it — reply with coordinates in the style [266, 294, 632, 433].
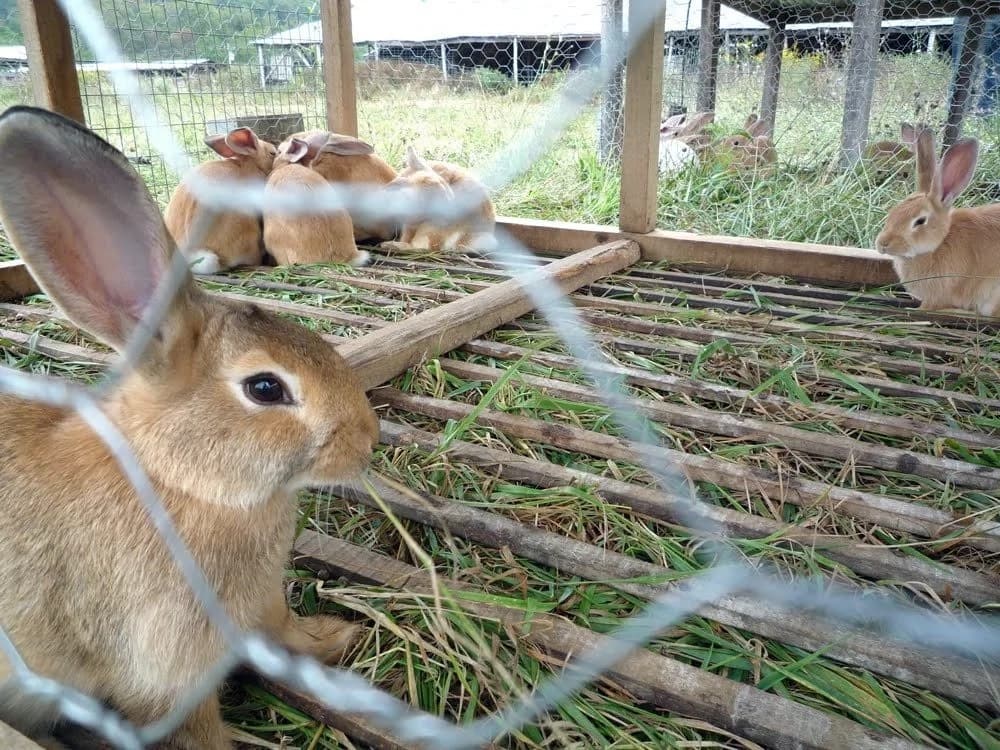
[658, 110, 777, 175]
[0, 93, 998, 749]
[164, 126, 498, 275]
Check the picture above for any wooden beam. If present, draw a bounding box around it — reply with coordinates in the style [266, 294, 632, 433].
[696, 0, 721, 111]
[17, 0, 85, 123]
[759, 24, 785, 135]
[339, 240, 640, 389]
[320, 0, 358, 136]
[944, 13, 986, 147]
[597, 0, 625, 165]
[293, 531, 927, 750]
[496, 217, 895, 286]
[618, 0, 666, 233]
[839, 0, 885, 167]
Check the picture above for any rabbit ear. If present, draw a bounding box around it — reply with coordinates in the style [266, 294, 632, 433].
[900, 122, 917, 146]
[747, 117, 769, 138]
[224, 127, 260, 156]
[0, 106, 196, 352]
[935, 137, 979, 207]
[205, 133, 238, 158]
[283, 138, 311, 164]
[742, 113, 759, 130]
[321, 135, 375, 156]
[405, 144, 430, 171]
[681, 111, 714, 134]
[915, 127, 937, 194]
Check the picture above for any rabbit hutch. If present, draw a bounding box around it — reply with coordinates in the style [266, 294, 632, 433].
[0, 0, 998, 748]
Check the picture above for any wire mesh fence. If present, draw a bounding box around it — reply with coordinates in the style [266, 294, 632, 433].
[0, 0, 998, 748]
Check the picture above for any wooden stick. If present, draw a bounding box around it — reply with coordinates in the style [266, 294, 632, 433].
[16, 0, 85, 123]
[457, 337, 998, 449]
[339, 240, 640, 390]
[374, 391, 1000, 565]
[618, 0, 665, 233]
[311, 470, 998, 711]
[293, 532, 929, 750]
[320, 0, 359, 136]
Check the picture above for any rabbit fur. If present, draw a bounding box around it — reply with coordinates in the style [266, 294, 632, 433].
[164, 126, 276, 275]
[0, 106, 379, 749]
[875, 128, 1000, 316]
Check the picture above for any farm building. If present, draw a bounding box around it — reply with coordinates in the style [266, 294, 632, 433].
[251, 0, 959, 85]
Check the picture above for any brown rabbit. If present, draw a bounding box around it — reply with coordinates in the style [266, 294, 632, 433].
[282, 129, 398, 242]
[264, 137, 369, 267]
[875, 129, 1000, 316]
[164, 126, 276, 274]
[864, 122, 920, 182]
[0, 106, 378, 748]
[717, 114, 777, 172]
[381, 145, 496, 254]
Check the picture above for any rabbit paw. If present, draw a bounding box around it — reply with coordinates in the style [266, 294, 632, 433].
[378, 240, 414, 254]
[284, 614, 363, 665]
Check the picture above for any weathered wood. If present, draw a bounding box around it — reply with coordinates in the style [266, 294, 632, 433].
[249, 676, 429, 750]
[425, 358, 1000, 493]
[759, 25, 785, 134]
[619, 0, 666, 233]
[696, 0, 721, 111]
[339, 240, 640, 390]
[839, 0, 885, 167]
[375, 388, 1000, 562]
[495, 217, 895, 286]
[320, 0, 359, 136]
[0, 722, 44, 750]
[597, 0, 625, 165]
[456, 337, 999, 450]
[295, 532, 939, 749]
[17, 0, 85, 123]
[944, 13, 987, 147]
[316, 459, 999, 710]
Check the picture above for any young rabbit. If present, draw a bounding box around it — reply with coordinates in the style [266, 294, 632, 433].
[164, 126, 276, 274]
[380, 145, 496, 254]
[864, 122, 920, 182]
[281, 129, 398, 242]
[875, 128, 1000, 316]
[0, 106, 379, 748]
[264, 137, 369, 267]
[718, 114, 777, 172]
[659, 110, 714, 175]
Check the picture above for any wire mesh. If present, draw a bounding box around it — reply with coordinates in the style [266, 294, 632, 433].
[0, 0, 998, 748]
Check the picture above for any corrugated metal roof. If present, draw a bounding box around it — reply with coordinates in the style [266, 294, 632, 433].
[0, 45, 27, 62]
[253, 1, 955, 47]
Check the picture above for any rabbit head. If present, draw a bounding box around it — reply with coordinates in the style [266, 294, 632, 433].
[875, 129, 980, 260]
[0, 106, 378, 508]
[205, 126, 277, 174]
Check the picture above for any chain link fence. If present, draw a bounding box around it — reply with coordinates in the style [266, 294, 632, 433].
[0, 1, 998, 749]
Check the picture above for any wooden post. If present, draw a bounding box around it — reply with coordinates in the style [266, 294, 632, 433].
[598, 0, 625, 165]
[17, 0, 85, 123]
[696, 0, 721, 111]
[340, 240, 640, 390]
[760, 24, 785, 135]
[944, 13, 986, 147]
[619, 0, 667, 234]
[839, 0, 885, 168]
[320, 0, 358, 136]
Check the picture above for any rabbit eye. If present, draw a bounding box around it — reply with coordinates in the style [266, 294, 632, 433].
[912, 216, 927, 228]
[243, 373, 291, 405]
